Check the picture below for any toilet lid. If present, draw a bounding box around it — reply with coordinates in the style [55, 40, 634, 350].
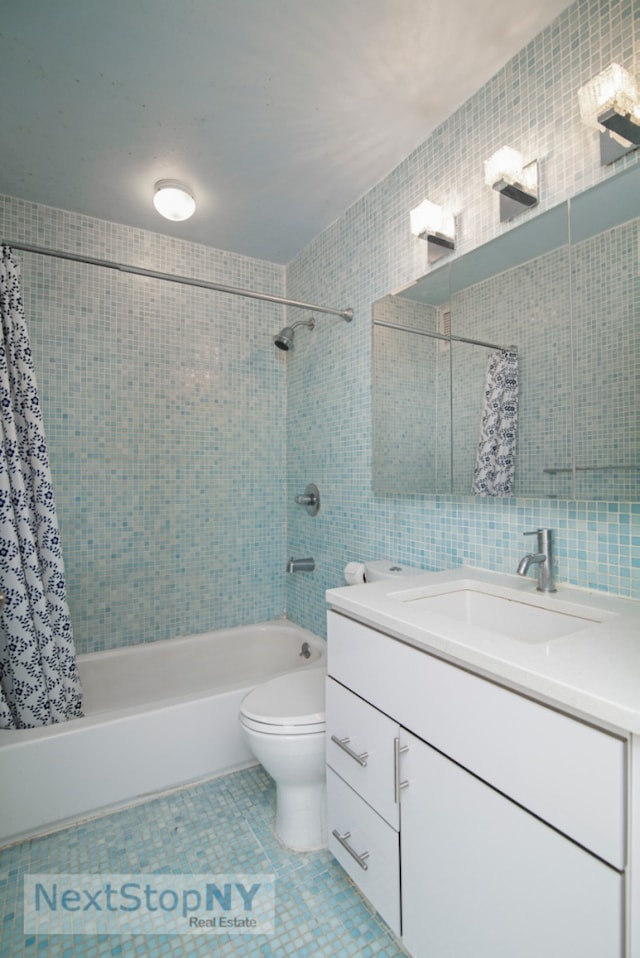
[240, 667, 325, 728]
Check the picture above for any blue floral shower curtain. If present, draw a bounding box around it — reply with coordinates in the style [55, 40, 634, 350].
[0, 246, 83, 729]
[472, 348, 519, 497]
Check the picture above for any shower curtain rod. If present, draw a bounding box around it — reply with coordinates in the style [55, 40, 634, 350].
[373, 318, 514, 353]
[3, 240, 354, 321]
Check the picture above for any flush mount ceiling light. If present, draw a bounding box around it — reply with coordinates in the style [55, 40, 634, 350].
[409, 199, 456, 263]
[152, 180, 196, 221]
[484, 147, 539, 222]
[578, 63, 640, 164]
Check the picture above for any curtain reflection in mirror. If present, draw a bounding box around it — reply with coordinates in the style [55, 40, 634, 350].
[472, 349, 519, 497]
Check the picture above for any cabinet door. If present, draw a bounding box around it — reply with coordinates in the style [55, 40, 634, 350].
[400, 730, 624, 958]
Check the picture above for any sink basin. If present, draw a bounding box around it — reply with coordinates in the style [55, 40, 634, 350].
[400, 586, 606, 643]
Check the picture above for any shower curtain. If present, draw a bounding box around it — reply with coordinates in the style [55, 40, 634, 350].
[0, 245, 83, 729]
[472, 348, 518, 496]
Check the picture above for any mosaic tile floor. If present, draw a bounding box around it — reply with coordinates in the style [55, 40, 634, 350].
[0, 766, 407, 957]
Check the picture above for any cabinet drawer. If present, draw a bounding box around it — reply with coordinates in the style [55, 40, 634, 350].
[327, 767, 401, 936]
[328, 610, 627, 869]
[326, 678, 400, 829]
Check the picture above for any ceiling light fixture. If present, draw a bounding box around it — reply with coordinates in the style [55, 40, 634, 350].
[153, 180, 196, 221]
[578, 63, 640, 164]
[409, 199, 456, 262]
[484, 147, 539, 221]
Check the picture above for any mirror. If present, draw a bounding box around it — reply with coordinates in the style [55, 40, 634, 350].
[564, 173, 640, 501]
[373, 164, 640, 499]
[372, 291, 452, 494]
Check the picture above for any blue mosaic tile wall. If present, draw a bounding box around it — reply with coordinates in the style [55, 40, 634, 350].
[0, 197, 288, 653]
[285, 0, 640, 638]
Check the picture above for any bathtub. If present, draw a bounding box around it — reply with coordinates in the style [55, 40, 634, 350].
[0, 619, 325, 847]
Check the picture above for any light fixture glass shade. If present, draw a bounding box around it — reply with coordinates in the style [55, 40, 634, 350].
[409, 199, 455, 242]
[484, 147, 526, 188]
[484, 146, 538, 220]
[578, 63, 640, 132]
[153, 180, 196, 221]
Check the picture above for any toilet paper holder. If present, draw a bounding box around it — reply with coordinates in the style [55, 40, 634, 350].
[294, 483, 320, 516]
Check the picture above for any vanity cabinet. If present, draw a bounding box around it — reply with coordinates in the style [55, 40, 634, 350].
[326, 609, 627, 958]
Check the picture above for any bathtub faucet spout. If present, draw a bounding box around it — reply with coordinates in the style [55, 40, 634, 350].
[287, 557, 315, 573]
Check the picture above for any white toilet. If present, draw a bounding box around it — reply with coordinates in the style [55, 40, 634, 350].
[239, 667, 326, 851]
[363, 559, 422, 581]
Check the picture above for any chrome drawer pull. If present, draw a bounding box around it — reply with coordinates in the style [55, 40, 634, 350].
[330, 734, 368, 767]
[331, 829, 370, 871]
[394, 737, 409, 803]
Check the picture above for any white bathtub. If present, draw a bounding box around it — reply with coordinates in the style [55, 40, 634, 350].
[0, 619, 325, 847]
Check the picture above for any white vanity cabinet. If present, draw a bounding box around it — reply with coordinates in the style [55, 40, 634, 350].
[326, 609, 628, 958]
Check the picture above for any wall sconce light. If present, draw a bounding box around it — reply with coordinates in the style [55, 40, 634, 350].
[153, 180, 196, 221]
[409, 199, 455, 262]
[484, 147, 539, 222]
[578, 63, 640, 165]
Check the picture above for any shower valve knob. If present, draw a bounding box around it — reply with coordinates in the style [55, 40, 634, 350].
[294, 483, 320, 516]
[295, 493, 317, 506]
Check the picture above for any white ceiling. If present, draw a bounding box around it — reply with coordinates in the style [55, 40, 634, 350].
[0, 0, 573, 264]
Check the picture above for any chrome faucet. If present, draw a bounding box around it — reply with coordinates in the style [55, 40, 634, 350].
[517, 528, 556, 593]
[286, 557, 315, 573]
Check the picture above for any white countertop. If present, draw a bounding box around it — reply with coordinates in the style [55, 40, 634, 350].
[326, 567, 640, 735]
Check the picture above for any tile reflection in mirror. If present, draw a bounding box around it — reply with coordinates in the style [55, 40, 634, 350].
[372, 294, 451, 495]
[372, 164, 640, 501]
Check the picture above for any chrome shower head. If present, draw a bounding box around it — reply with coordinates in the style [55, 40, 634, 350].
[273, 317, 315, 351]
[273, 326, 295, 351]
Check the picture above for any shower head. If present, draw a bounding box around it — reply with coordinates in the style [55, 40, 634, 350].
[273, 326, 295, 351]
[273, 317, 315, 351]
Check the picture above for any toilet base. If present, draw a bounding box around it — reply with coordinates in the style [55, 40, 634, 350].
[274, 781, 327, 851]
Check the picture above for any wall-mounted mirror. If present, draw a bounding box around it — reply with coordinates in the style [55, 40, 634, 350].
[373, 163, 640, 500]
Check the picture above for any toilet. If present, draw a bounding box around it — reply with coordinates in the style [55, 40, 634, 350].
[239, 562, 421, 851]
[363, 559, 422, 581]
[239, 667, 326, 851]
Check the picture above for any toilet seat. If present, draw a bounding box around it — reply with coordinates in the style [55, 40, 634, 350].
[240, 668, 326, 736]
